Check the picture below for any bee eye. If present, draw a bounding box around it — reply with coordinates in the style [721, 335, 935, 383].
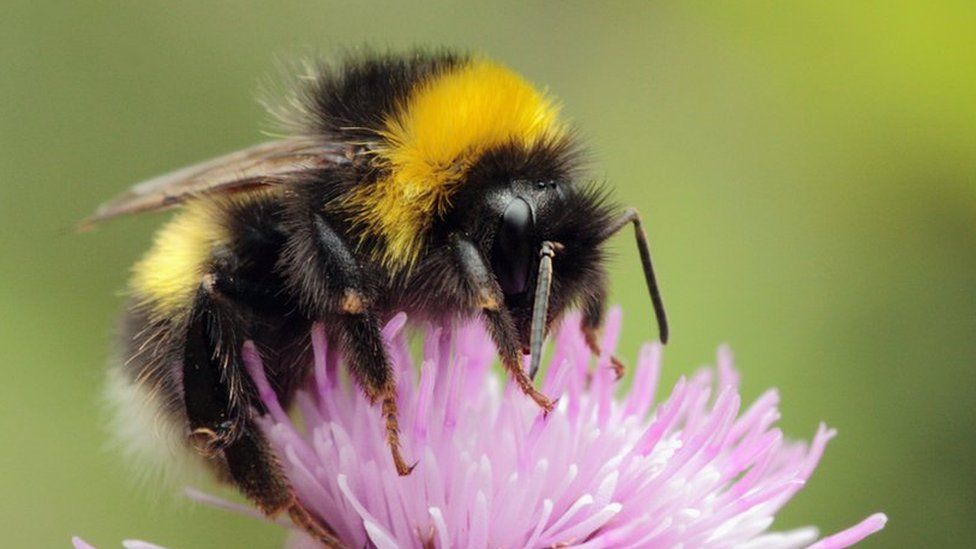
[536, 181, 547, 189]
[491, 197, 534, 295]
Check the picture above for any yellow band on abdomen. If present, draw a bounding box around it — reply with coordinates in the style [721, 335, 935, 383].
[129, 201, 228, 318]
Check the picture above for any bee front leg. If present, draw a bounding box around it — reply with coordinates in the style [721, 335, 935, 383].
[452, 235, 555, 413]
[483, 308, 556, 413]
[580, 283, 627, 380]
[183, 280, 344, 547]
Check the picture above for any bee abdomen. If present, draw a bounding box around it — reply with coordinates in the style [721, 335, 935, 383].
[105, 306, 210, 487]
[128, 201, 231, 320]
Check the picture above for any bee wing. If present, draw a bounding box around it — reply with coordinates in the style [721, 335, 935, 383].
[80, 136, 350, 228]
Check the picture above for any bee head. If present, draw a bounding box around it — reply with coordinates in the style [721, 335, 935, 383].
[446, 141, 615, 349]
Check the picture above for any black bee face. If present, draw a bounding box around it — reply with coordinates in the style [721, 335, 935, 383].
[490, 195, 534, 296]
[439, 138, 617, 351]
[493, 186, 559, 350]
[447, 174, 597, 349]
[488, 179, 565, 294]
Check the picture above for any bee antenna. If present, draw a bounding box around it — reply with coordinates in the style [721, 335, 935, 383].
[528, 241, 562, 380]
[631, 215, 669, 344]
[604, 209, 669, 344]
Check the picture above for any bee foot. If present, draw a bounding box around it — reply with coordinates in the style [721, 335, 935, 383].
[287, 500, 345, 548]
[583, 326, 627, 380]
[188, 422, 235, 456]
[524, 385, 556, 415]
[610, 356, 626, 380]
[382, 391, 415, 476]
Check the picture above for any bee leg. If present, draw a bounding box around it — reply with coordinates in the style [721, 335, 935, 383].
[452, 234, 556, 413]
[224, 427, 344, 548]
[583, 328, 626, 380]
[581, 288, 626, 380]
[339, 312, 414, 476]
[288, 504, 345, 548]
[184, 283, 343, 546]
[451, 234, 503, 311]
[483, 308, 556, 413]
[292, 214, 412, 476]
[183, 283, 248, 457]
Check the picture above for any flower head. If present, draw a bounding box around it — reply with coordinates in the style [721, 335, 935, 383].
[238, 308, 885, 548]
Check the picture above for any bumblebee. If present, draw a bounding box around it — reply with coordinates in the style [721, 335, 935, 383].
[87, 50, 668, 545]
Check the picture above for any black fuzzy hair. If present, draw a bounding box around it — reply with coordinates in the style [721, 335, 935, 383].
[276, 49, 467, 142]
[467, 132, 586, 185]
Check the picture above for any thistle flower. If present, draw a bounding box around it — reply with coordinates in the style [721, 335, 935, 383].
[78, 308, 886, 548]
[254, 308, 884, 548]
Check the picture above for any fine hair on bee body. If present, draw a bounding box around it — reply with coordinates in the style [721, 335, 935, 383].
[87, 49, 668, 546]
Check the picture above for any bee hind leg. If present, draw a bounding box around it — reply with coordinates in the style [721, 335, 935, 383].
[224, 427, 345, 548]
[183, 281, 344, 546]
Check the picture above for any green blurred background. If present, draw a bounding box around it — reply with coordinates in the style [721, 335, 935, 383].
[2, 1, 973, 547]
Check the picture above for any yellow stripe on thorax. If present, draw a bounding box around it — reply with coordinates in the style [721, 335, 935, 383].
[348, 58, 565, 271]
[130, 201, 229, 318]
